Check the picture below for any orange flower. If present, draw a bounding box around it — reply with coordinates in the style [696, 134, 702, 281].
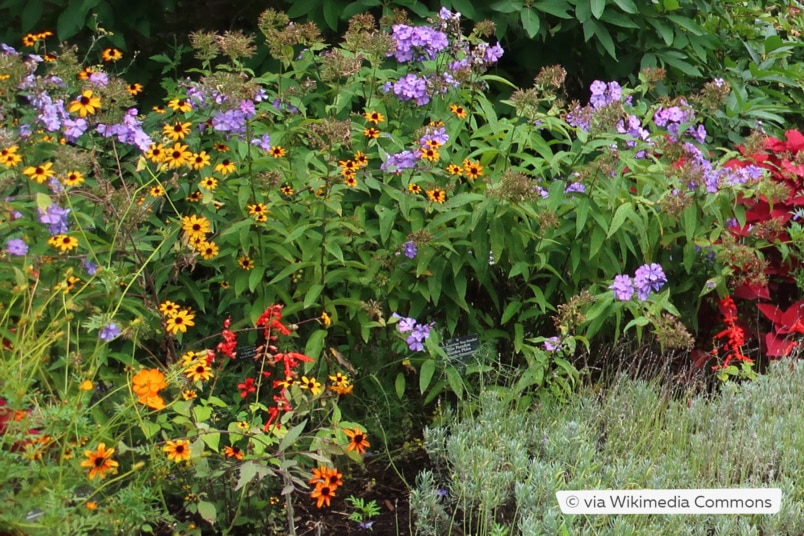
[132, 368, 167, 409]
[343, 427, 370, 454]
[311, 483, 336, 508]
[80, 443, 119, 480]
[223, 445, 244, 460]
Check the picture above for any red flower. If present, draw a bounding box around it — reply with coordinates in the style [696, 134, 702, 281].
[237, 377, 256, 398]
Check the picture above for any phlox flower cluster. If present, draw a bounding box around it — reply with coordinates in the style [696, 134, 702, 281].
[38, 203, 70, 235]
[393, 313, 433, 351]
[682, 143, 764, 193]
[384, 74, 431, 106]
[609, 263, 667, 301]
[589, 80, 627, 109]
[97, 108, 152, 151]
[389, 24, 448, 62]
[381, 149, 420, 172]
[653, 99, 706, 143]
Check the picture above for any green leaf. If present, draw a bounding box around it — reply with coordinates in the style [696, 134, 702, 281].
[21, 0, 43, 32]
[501, 300, 522, 324]
[395, 372, 406, 399]
[607, 203, 632, 238]
[612, 0, 637, 13]
[662, 0, 680, 10]
[278, 420, 307, 453]
[533, 0, 572, 18]
[445, 367, 464, 400]
[201, 432, 220, 452]
[322, 0, 341, 31]
[57, 4, 87, 40]
[376, 206, 397, 245]
[490, 0, 524, 13]
[197, 500, 217, 525]
[304, 329, 327, 359]
[590, 0, 606, 19]
[520, 8, 540, 38]
[575, 0, 592, 23]
[419, 359, 436, 394]
[649, 19, 674, 46]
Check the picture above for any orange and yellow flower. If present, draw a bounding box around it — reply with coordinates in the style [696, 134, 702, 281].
[23, 162, 55, 184]
[48, 234, 79, 252]
[163, 439, 192, 463]
[68, 90, 102, 117]
[343, 427, 370, 454]
[101, 48, 122, 62]
[166, 308, 195, 335]
[80, 443, 119, 480]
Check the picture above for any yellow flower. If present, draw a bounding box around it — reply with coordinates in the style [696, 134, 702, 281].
[223, 445, 244, 460]
[166, 308, 195, 335]
[320, 312, 331, 326]
[344, 175, 358, 188]
[214, 159, 236, 175]
[353, 151, 368, 168]
[149, 185, 165, 197]
[236, 421, 250, 431]
[0, 146, 22, 168]
[299, 376, 323, 396]
[167, 98, 193, 113]
[191, 151, 211, 170]
[363, 127, 380, 139]
[61, 171, 85, 187]
[420, 148, 440, 162]
[101, 48, 122, 62]
[238, 256, 254, 270]
[196, 240, 219, 260]
[426, 188, 447, 204]
[79, 379, 94, 391]
[48, 234, 79, 252]
[199, 176, 218, 190]
[450, 104, 468, 118]
[80, 443, 118, 480]
[343, 427, 370, 454]
[181, 214, 211, 239]
[68, 90, 102, 117]
[162, 122, 192, 141]
[163, 439, 192, 463]
[23, 162, 55, 184]
[280, 184, 294, 196]
[408, 183, 422, 194]
[363, 110, 385, 124]
[85, 501, 98, 510]
[159, 300, 179, 317]
[463, 159, 483, 180]
[145, 143, 166, 163]
[247, 203, 267, 217]
[445, 164, 462, 176]
[127, 83, 143, 95]
[185, 362, 213, 382]
[186, 191, 203, 202]
[165, 143, 192, 169]
[270, 146, 286, 158]
[182, 389, 197, 400]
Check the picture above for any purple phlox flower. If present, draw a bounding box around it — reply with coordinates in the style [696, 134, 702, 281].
[62, 117, 88, 142]
[99, 322, 121, 342]
[251, 133, 272, 152]
[1, 44, 18, 55]
[358, 521, 374, 530]
[564, 181, 586, 194]
[381, 150, 420, 173]
[609, 274, 634, 301]
[211, 109, 247, 135]
[88, 72, 109, 87]
[6, 238, 28, 256]
[633, 263, 667, 301]
[33, 94, 68, 131]
[402, 241, 417, 259]
[589, 81, 623, 109]
[39, 203, 70, 235]
[253, 89, 268, 102]
[419, 127, 449, 148]
[186, 86, 205, 105]
[96, 109, 152, 151]
[435, 488, 449, 499]
[389, 25, 448, 62]
[82, 257, 99, 276]
[566, 105, 592, 132]
[239, 99, 256, 117]
[438, 7, 460, 21]
[394, 314, 417, 333]
[386, 73, 431, 106]
[544, 336, 561, 352]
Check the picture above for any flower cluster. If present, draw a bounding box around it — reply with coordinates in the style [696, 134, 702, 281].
[309, 466, 344, 508]
[393, 313, 434, 351]
[159, 300, 196, 335]
[131, 368, 167, 410]
[609, 263, 667, 301]
[389, 24, 448, 62]
[711, 296, 752, 369]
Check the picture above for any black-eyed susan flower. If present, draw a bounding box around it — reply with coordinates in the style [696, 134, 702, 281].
[253, 212, 267, 222]
[199, 177, 218, 190]
[270, 146, 286, 158]
[145, 143, 166, 163]
[48, 234, 79, 252]
[463, 159, 483, 180]
[163, 121, 192, 141]
[191, 151, 211, 170]
[0, 146, 22, 168]
[61, 171, 85, 187]
[408, 183, 422, 194]
[214, 143, 229, 152]
[127, 83, 143, 95]
[311, 483, 336, 508]
[77, 66, 95, 80]
[167, 98, 193, 113]
[196, 241, 219, 260]
[353, 151, 368, 168]
[450, 104, 468, 118]
[238, 256, 254, 270]
[152, 105, 166, 114]
[149, 185, 165, 197]
[280, 184, 294, 195]
[341, 167, 356, 180]
[68, 90, 101, 117]
[344, 175, 358, 188]
[420, 148, 440, 162]
[185, 362, 213, 382]
[21, 34, 37, 47]
[223, 445, 244, 460]
[344, 427, 370, 454]
[163, 439, 192, 463]
[101, 48, 122, 62]
[80, 443, 119, 480]
[426, 188, 447, 204]
[247, 203, 267, 217]
[165, 143, 192, 168]
[445, 163, 462, 176]
[186, 191, 203, 202]
[182, 389, 197, 400]
[159, 300, 179, 317]
[23, 162, 55, 184]
[181, 214, 211, 239]
[363, 110, 384, 124]
[236, 421, 250, 432]
[299, 376, 323, 396]
[339, 160, 357, 173]
[214, 159, 236, 175]
[165, 308, 195, 335]
[363, 127, 380, 139]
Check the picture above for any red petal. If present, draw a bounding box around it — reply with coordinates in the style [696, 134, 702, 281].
[784, 129, 804, 152]
[756, 303, 783, 324]
[764, 331, 798, 357]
